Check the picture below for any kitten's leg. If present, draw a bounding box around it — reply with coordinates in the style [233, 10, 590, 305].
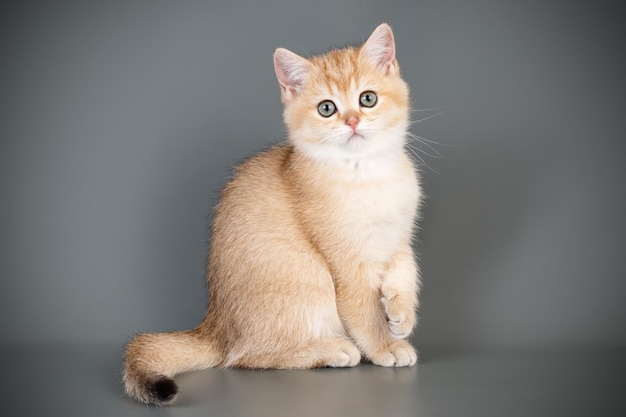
[236, 337, 361, 369]
[335, 259, 418, 367]
[381, 246, 420, 340]
[293, 337, 362, 368]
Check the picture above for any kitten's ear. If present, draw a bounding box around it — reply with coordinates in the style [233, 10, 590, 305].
[273, 48, 311, 99]
[361, 23, 397, 75]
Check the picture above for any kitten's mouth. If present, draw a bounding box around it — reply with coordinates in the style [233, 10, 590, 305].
[348, 133, 365, 141]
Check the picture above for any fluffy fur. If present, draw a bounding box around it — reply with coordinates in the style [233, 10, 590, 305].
[123, 23, 422, 406]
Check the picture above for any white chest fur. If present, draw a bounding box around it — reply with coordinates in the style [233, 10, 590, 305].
[313, 152, 421, 264]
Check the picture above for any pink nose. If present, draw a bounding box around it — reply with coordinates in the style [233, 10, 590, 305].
[346, 116, 359, 131]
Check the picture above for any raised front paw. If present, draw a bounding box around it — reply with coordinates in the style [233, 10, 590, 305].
[369, 340, 418, 367]
[381, 295, 416, 339]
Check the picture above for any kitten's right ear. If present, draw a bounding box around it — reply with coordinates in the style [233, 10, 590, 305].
[273, 48, 311, 99]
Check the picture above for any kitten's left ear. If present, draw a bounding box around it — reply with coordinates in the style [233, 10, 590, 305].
[274, 48, 312, 99]
[361, 23, 398, 75]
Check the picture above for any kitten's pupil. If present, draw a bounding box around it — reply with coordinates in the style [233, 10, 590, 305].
[318, 100, 336, 117]
[359, 91, 377, 108]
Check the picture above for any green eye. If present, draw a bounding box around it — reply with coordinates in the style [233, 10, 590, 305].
[318, 100, 336, 117]
[359, 91, 377, 108]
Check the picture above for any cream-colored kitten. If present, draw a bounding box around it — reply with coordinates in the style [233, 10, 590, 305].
[124, 23, 422, 406]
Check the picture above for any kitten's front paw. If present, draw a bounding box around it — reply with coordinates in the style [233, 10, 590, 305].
[369, 340, 418, 367]
[381, 295, 416, 339]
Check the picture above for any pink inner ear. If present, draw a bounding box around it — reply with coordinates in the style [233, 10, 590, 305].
[274, 48, 309, 96]
[362, 24, 397, 73]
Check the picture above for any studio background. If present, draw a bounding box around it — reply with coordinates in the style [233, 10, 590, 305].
[1, 1, 625, 416]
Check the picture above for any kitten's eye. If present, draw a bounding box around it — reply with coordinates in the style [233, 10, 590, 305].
[359, 91, 377, 108]
[317, 100, 336, 117]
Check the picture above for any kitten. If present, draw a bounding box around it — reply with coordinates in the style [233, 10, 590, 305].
[123, 23, 422, 406]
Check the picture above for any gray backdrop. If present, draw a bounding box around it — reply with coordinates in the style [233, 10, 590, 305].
[1, 0, 625, 351]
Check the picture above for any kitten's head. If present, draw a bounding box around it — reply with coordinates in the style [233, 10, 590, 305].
[274, 24, 410, 161]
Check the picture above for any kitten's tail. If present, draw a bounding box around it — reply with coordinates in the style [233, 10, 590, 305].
[123, 329, 221, 405]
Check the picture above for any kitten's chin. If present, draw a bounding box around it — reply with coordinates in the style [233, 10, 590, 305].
[344, 133, 369, 152]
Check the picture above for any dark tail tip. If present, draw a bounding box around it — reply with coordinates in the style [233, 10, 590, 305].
[149, 377, 178, 404]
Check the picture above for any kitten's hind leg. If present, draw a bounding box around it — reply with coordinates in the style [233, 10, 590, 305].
[240, 338, 361, 369]
[315, 338, 362, 368]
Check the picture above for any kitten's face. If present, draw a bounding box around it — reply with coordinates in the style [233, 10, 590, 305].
[274, 24, 410, 161]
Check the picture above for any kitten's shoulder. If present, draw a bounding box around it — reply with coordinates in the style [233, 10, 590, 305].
[232, 143, 294, 178]
[220, 144, 295, 200]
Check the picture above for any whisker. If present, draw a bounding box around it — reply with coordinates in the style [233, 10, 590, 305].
[274, 139, 290, 147]
[410, 105, 446, 113]
[405, 140, 442, 159]
[281, 142, 309, 179]
[410, 110, 446, 124]
[318, 132, 336, 145]
[408, 132, 454, 148]
[407, 132, 445, 157]
[405, 144, 439, 174]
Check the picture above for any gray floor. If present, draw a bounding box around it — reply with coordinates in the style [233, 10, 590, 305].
[4, 343, 624, 417]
